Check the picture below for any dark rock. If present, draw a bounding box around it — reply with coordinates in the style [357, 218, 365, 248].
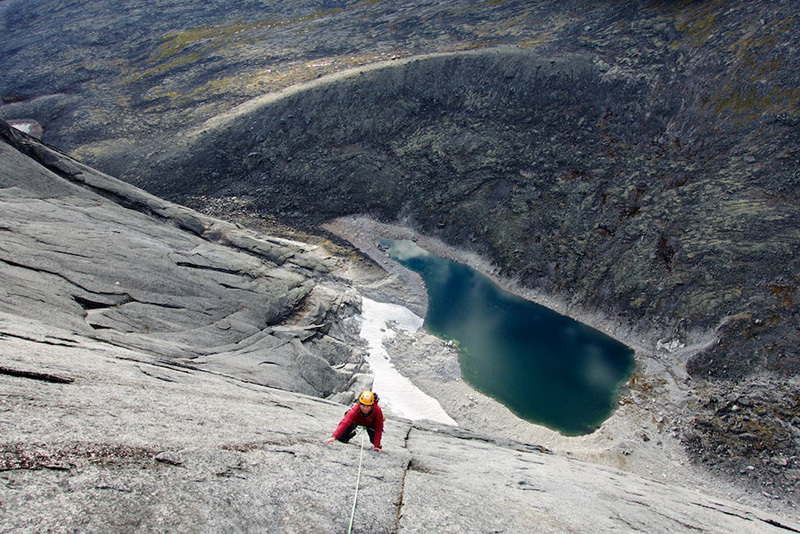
[154, 451, 185, 467]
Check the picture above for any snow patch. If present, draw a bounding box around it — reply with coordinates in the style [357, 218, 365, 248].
[358, 297, 457, 426]
[11, 123, 33, 134]
[8, 120, 43, 138]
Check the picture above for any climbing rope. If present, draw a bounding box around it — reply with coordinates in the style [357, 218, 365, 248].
[347, 430, 366, 534]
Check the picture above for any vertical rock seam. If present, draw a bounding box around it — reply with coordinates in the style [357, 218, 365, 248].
[393, 425, 415, 533]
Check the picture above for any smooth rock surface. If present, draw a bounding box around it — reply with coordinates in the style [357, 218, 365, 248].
[2, 316, 798, 533]
[0, 120, 364, 399]
[1, 0, 799, 526]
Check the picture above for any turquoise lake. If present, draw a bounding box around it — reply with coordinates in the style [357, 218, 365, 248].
[380, 238, 634, 436]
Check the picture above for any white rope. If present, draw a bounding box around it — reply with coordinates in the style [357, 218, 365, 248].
[347, 430, 365, 534]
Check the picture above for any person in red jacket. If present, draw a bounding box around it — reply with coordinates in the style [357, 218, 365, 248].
[325, 390, 385, 451]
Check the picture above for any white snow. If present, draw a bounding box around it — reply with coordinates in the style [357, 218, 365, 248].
[358, 297, 457, 426]
[11, 123, 33, 134]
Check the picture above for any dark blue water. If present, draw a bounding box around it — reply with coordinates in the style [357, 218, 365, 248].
[380, 238, 634, 436]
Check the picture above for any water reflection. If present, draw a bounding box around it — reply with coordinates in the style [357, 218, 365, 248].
[380, 238, 634, 435]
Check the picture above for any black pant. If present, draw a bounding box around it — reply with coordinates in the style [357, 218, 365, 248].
[337, 424, 376, 446]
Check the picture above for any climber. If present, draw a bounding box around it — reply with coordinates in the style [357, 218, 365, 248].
[325, 390, 385, 452]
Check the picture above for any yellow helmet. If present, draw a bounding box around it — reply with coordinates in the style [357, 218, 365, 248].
[358, 391, 375, 406]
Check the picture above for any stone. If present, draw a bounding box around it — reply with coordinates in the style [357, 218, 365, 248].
[154, 451, 185, 467]
[0, 120, 364, 399]
[1, 0, 799, 527]
[0, 122, 798, 532]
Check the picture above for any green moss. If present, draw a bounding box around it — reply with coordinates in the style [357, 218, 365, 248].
[128, 52, 205, 83]
[666, 0, 725, 46]
[668, 10, 799, 122]
[130, 7, 358, 84]
[516, 36, 552, 48]
[767, 283, 796, 308]
[153, 26, 227, 63]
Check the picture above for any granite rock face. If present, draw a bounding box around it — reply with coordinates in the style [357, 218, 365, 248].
[120, 46, 799, 488]
[4, 322, 798, 533]
[124, 45, 798, 384]
[0, 120, 365, 399]
[2, 0, 797, 377]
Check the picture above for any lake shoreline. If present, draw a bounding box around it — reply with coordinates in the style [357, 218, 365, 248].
[322, 214, 798, 520]
[379, 236, 635, 436]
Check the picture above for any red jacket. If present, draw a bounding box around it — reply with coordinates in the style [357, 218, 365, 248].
[333, 403, 384, 448]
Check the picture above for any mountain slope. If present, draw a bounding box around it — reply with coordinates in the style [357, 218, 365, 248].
[1, 127, 797, 531]
[1, 0, 798, 515]
[0, 120, 366, 399]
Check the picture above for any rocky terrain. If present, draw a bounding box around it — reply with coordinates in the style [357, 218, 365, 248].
[0, 120, 372, 401]
[1, 0, 799, 528]
[2, 119, 799, 533]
